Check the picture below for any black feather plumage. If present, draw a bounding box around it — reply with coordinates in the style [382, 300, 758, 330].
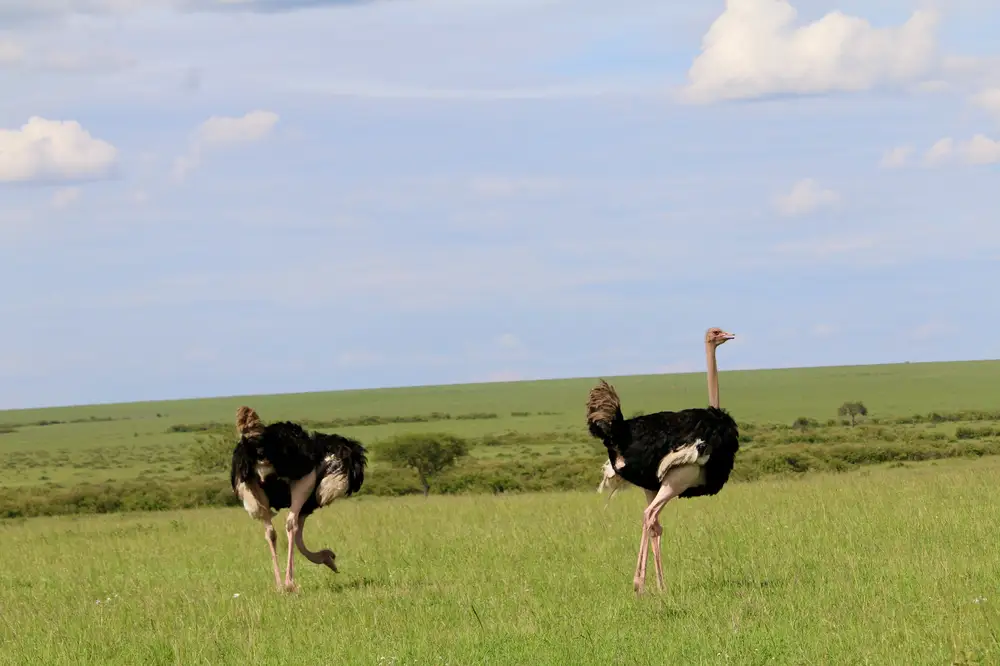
[230, 420, 368, 518]
[586, 381, 739, 498]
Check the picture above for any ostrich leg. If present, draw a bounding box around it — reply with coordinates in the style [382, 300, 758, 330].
[633, 464, 701, 595]
[262, 519, 283, 589]
[283, 469, 318, 592]
[236, 479, 283, 589]
[643, 489, 665, 591]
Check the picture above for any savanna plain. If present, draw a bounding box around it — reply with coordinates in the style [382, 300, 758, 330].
[1, 360, 1000, 664]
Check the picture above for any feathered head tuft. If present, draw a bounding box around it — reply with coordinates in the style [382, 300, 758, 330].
[586, 379, 621, 428]
[236, 406, 265, 438]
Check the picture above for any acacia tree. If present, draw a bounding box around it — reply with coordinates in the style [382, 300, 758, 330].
[380, 432, 470, 496]
[837, 401, 868, 427]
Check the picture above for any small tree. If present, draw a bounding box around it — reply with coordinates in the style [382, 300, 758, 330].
[837, 401, 868, 427]
[380, 432, 470, 496]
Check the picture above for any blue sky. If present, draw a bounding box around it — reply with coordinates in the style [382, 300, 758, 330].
[1, 0, 999, 409]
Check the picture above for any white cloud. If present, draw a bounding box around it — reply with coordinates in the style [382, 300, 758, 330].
[682, 0, 939, 104]
[172, 110, 279, 182]
[922, 135, 1000, 166]
[50, 187, 81, 209]
[922, 138, 954, 166]
[196, 110, 280, 146]
[971, 88, 1000, 119]
[963, 135, 1000, 164]
[880, 145, 913, 169]
[0, 117, 118, 183]
[773, 179, 840, 217]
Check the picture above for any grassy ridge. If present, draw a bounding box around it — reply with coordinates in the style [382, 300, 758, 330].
[1, 458, 998, 665]
[1, 359, 999, 518]
[3, 358, 1000, 433]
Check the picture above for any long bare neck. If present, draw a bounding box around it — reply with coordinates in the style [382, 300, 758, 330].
[705, 342, 720, 409]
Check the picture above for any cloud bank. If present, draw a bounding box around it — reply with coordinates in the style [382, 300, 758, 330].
[0, 117, 118, 183]
[683, 0, 939, 103]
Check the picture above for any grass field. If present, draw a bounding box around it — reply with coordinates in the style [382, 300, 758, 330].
[1, 360, 999, 663]
[1, 458, 998, 665]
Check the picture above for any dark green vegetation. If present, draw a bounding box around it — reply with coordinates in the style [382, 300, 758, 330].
[1, 359, 1000, 518]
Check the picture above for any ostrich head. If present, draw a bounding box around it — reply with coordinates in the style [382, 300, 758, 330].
[705, 327, 736, 347]
[320, 549, 338, 572]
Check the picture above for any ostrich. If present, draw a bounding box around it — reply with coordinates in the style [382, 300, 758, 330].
[230, 406, 367, 592]
[586, 327, 739, 594]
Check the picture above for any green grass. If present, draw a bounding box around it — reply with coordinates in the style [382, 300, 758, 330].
[1, 458, 998, 665]
[4, 359, 1000, 432]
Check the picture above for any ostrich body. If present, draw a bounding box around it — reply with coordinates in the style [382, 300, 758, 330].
[586, 327, 739, 594]
[230, 406, 367, 591]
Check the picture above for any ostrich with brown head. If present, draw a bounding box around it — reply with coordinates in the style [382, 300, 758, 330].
[586, 327, 740, 594]
[230, 406, 367, 592]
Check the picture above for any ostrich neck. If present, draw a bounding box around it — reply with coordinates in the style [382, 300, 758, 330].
[706, 342, 720, 409]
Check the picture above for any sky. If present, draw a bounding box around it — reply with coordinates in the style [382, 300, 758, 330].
[1, 0, 999, 410]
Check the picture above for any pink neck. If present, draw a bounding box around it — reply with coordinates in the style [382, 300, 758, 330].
[706, 341, 720, 409]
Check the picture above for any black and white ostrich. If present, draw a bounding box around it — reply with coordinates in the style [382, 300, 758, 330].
[230, 406, 367, 592]
[586, 327, 739, 594]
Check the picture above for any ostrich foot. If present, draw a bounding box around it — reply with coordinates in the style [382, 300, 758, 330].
[282, 580, 300, 593]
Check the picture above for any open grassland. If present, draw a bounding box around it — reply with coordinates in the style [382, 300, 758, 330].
[1, 359, 1000, 518]
[1, 458, 998, 665]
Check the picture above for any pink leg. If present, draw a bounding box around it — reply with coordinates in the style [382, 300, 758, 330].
[641, 489, 664, 591]
[633, 465, 701, 595]
[236, 480, 283, 589]
[650, 522, 664, 591]
[263, 520, 283, 589]
[283, 470, 317, 593]
[634, 526, 650, 593]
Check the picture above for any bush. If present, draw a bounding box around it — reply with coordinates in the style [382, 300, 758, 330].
[792, 417, 819, 430]
[956, 426, 1000, 440]
[379, 432, 471, 496]
[189, 431, 236, 474]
